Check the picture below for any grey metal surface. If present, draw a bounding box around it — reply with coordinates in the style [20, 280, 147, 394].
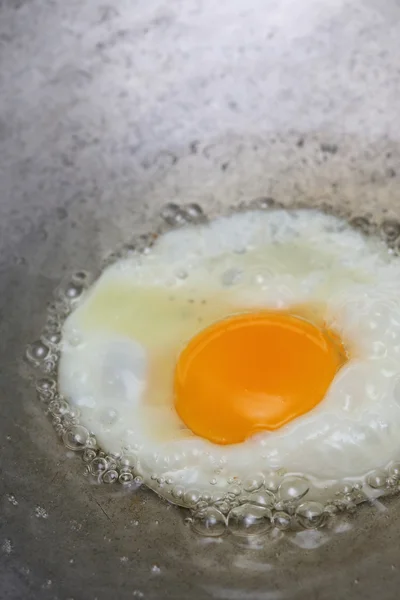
[2, 0, 400, 598]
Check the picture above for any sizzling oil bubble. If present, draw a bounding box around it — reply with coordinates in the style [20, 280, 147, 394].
[102, 469, 118, 484]
[161, 203, 187, 226]
[83, 448, 97, 462]
[120, 454, 136, 468]
[388, 462, 400, 478]
[247, 490, 275, 508]
[63, 426, 89, 451]
[65, 283, 84, 299]
[243, 474, 265, 492]
[26, 340, 50, 363]
[90, 457, 108, 476]
[366, 470, 387, 489]
[184, 489, 201, 507]
[36, 377, 56, 402]
[272, 511, 292, 530]
[279, 477, 310, 502]
[227, 504, 272, 537]
[381, 219, 400, 243]
[36, 377, 56, 393]
[73, 271, 89, 282]
[43, 331, 62, 345]
[185, 203, 205, 222]
[25, 203, 400, 537]
[191, 507, 226, 537]
[350, 216, 375, 235]
[265, 473, 281, 493]
[119, 469, 134, 484]
[48, 398, 70, 416]
[296, 502, 326, 529]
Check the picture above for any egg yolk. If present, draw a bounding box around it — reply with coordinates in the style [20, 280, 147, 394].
[174, 311, 346, 445]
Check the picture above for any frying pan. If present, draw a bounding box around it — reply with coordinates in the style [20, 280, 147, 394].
[2, 0, 400, 598]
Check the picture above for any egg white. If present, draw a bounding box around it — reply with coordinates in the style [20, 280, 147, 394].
[58, 209, 400, 505]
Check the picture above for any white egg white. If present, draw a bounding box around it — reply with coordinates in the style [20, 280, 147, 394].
[58, 209, 400, 505]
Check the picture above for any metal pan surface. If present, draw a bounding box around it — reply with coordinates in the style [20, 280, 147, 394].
[2, 1, 400, 598]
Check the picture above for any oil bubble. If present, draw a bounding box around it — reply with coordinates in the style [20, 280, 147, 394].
[135, 233, 155, 254]
[185, 203, 204, 222]
[324, 504, 338, 516]
[161, 203, 187, 226]
[56, 424, 68, 436]
[48, 398, 70, 416]
[265, 473, 281, 493]
[62, 414, 79, 427]
[387, 476, 398, 489]
[42, 358, 58, 374]
[26, 341, 50, 363]
[36, 377, 56, 392]
[228, 504, 272, 537]
[243, 474, 264, 492]
[119, 469, 134, 484]
[65, 283, 84, 299]
[102, 469, 118, 484]
[72, 271, 89, 282]
[296, 502, 326, 529]
[36, 378, 56, 401]
[227, 484, 241, 496]
[171, 486, 185, 500]
[388, 463, 400, 479]
[86, 435, 97, 448]
[247, 490, 275, 508]
[367, 470, 387, 489]
[345, 502, 357, 514]
[272, 511, 291, 530]
[381, 219, 400, 242]
[279, 476, 310, 501]
[68, 405, 80, 419]
[184, 489, 201, 506]
[120, 454, 136, 468]
[42, 330, 62, 346]
[105, 455, 118, 470]
[83, 448, 97, 462]
[215, 501, 230, 514]
[339, 484, 353, 495]
[251, 197, 278, 210]
[63, 425, 89, 451]
[90, 457, 108, 476]
[191, 507, 226, 537]
[350, 215, 374, 235]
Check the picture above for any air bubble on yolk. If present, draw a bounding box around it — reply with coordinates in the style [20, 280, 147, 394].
[174, 312, 347, 445]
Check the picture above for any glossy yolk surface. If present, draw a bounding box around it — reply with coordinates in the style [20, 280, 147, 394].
[174, 311, 346, 445]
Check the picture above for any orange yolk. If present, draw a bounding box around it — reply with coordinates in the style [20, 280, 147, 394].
[174, 311, 346, 445]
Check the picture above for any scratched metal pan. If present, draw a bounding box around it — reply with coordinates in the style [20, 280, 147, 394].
[2, 1, 400, 599]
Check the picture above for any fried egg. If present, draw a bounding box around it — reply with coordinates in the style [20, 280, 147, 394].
[58, 209, 400, 506]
